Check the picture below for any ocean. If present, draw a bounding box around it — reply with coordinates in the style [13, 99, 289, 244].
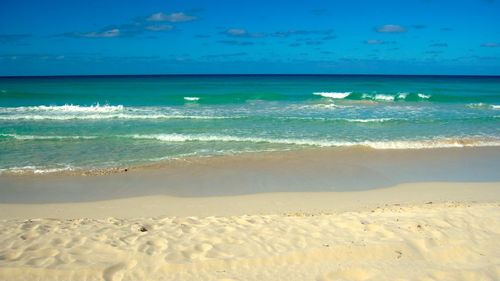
[0, 75, 499, 174]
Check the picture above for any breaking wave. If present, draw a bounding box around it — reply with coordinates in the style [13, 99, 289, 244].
[0, 114, 235, 121]
[0, 104, 124, 113]
[313, 92, 352, 99]
[130, 134, 500, 149]
[312, 91, 436, 102]
[0, 134, 98, 140]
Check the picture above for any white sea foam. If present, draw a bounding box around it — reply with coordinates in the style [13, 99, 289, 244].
[131, 134, 348, 146]
[308, 103, 338, 109]
[275, 117, 396, 123]
[492, 105, 500, 109]
[374, 94, 395, 101]
[0, 134, 97, 140]
[0, 114, 235, 121]
[0, 165, 75, 174]
[347, 118, 395, 123]
[467, 103, 487, 108]
[0, 104, 124, 114]
[129, 134, 500, 149]
[313, 92, 351, 99]
[184, 97, 200, 101]
[418, 93, 431, 99]
[396, 92, 408, 99]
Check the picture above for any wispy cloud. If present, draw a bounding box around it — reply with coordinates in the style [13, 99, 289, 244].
[202, 52, 247, 59]
[424, 50, 443, 55]
[271, 29, 334, 38]
[59, 11, 195, 39]
[147, 12, 197, 23]
[0, 34, 31, 43]
[144, 25, 174, 31]
[375, 25, 406, 33]
[0, 53, 66, 61]
[216, 40, 254, 46]
[364, 39, 396, 45]
[80, 28, 121, 38]
[429, 43, 448, 47]
[224, 29, 266, 38]
[222, 28, 334, 39]
[365, 39, 385, 45]
[481, 42, 499, 48]
[322, 35, 336, 40]
[304, 40, 322, 45]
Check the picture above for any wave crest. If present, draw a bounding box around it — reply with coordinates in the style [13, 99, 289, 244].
[130, 134, 500, 149]
[0, 134, 97, 140]
[184, 97, 200, 101]
[0, 104, 124, 114]
[313, 92, 351, 99]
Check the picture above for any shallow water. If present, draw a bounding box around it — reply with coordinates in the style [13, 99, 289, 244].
[0, 75, 499, 173]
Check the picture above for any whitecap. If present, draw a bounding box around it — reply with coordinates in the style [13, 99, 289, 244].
[396, 92, 408, 99]
[374, 94, 395, 101]
[0, 134, 97, 140]
[313, 92, 351, 99]
[0, 114, 237, 121]
[184, 97, 200, 101]
[128, 134, 500, 149]
[0, 104, 124, 114]
[417, 93, 431, 99]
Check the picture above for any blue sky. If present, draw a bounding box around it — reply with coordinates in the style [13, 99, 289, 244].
[1, 0, 499, 75]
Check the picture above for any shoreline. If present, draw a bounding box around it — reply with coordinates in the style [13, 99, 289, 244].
[1, 143, 500, 177]
[1, 146, 499, 204]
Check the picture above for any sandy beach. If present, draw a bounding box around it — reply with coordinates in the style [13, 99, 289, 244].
[2, 0, 500, 279]
[1, 148, 499, 281]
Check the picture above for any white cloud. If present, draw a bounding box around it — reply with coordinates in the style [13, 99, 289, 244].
[81, 28, 121, 38]
[226, 29, 247, 36]
[145, 25, 174, 31]
[224, 28, 266, 38]
[376, 25, 406, 33]
[147, 12, 197, 23]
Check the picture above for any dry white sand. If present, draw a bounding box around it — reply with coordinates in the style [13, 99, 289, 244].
[0, 202, 499, 281]
[0, 182, 500, 281]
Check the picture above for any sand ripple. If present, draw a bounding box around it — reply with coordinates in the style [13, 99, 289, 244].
[0, 202, 499, 281]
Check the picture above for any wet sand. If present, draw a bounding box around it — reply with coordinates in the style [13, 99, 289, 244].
[0, 147, 499, 203]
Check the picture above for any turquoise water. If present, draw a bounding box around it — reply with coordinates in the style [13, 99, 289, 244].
[1, 75, 499, 174]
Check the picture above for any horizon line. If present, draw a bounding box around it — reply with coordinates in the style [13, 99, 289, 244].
[2, 73, 500, 78]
